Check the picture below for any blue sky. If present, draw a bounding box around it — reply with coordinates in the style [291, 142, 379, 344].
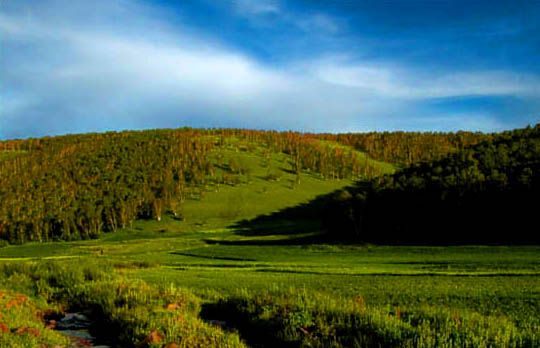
[1, 0, 539, 139]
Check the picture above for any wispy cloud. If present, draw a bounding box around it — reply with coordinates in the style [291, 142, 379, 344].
[297, 14, 340, 34]
[311, 58, 540, 99]
[0, 0, 538, 139]
[234, 0, 280, 16]
[231, 0, 340, 36]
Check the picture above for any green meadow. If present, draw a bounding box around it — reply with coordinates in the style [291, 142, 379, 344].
[1, 221, 538, 347]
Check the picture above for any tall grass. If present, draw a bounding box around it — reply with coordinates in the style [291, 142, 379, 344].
[0, 261, 245, 347]
[203, 289, 539, 348]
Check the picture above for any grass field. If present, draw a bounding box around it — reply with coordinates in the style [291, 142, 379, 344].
[1, 226, 538, 347]
[0, 142, 538, 347]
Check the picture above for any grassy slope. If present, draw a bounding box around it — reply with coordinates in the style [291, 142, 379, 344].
[318, 139, 396, 173]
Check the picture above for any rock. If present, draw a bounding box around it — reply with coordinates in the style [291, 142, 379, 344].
[144, 330, 164, 345]
[46, 319, 57, 329]
[15, 327, 41, 337]
[0, 323, 9, 333]
[165, 303, 180, 311]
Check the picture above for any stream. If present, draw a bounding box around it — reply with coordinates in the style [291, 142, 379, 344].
[53, 312, 111, 348]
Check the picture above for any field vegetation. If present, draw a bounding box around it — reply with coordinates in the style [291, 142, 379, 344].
[0, 126, 538, 347]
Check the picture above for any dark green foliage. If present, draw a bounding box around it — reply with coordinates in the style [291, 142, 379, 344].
[323, 125, 540, 244]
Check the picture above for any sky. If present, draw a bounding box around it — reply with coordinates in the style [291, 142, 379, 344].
[1, 0, 540, 139]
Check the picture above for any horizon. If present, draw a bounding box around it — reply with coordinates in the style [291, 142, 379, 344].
[2, 123, 540, 142]
[1, 0, 540, 140]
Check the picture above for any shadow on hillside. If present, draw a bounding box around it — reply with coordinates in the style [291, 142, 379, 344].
[212, 189, 347, 246]
[202, 233, 325, 246]
[219, 175, 540, 246]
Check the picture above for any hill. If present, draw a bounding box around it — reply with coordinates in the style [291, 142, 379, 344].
[1, 126, 537, 245]
[0, 128, 394, 244]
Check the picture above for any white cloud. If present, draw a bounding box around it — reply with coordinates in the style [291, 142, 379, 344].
[0, 0, 362, 137]
[0, 0, 537, 139]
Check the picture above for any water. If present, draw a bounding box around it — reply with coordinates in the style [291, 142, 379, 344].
[54, 312, 111, 348]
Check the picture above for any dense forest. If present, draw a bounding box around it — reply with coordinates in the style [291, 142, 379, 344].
[323, 125, 540, 244]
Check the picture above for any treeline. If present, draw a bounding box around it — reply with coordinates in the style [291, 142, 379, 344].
[318, 131, 491, 166]
[0, 128, 378, 244]
[323, 125, 540, 244]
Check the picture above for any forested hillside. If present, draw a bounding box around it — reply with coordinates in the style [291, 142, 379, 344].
[323, 125, 540, 244]
[0, 129, 383, 244]
[1, 125, 537, 245]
